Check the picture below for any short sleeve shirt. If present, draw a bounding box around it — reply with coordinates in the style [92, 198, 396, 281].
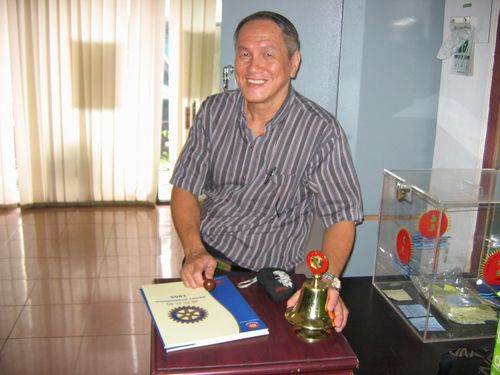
[170, 87, 363, 271]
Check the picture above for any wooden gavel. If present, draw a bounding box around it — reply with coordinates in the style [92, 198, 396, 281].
[203, 275, 216, 292]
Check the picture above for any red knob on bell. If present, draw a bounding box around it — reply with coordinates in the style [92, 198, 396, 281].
[306, 249, 329, 275]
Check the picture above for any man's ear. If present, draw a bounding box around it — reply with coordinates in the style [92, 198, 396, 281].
[290, 51, 301, 79]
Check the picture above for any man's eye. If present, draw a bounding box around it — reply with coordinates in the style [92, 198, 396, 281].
[265, 52, 273, 57]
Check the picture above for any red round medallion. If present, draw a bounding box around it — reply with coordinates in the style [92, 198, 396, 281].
[419, 209, 448, 238]
[396, 228, 412, 264]
[483, 252, 500, 285]
[306, 250, 329, 275]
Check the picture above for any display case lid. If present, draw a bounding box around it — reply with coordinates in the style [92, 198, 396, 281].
[385, 168, 500, 206]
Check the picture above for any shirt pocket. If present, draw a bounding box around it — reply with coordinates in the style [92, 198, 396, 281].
[243, 172, 298, 218]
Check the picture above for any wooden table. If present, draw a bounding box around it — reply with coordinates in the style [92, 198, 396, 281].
[150, 274, 358, 374]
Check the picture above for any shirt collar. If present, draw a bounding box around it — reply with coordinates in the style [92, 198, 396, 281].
[237, 86, 296, 134]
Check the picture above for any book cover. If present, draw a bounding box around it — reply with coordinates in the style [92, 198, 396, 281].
[141, 275, 269, 352]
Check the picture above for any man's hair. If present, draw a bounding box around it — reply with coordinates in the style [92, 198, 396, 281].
[233, 11, 300, 57]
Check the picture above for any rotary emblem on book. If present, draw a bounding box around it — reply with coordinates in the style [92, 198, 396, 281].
[169, 305, 208, 324]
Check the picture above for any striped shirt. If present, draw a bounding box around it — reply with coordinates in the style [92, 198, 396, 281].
[171, 87, 363, 271]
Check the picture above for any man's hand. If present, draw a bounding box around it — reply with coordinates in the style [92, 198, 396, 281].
[286, 286, 349, 333]
[325, 287, 349, 332]
[181, 246, 217, 288]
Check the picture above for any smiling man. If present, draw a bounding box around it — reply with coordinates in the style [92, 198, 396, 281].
[233, 16, 300, 137]
[170, 11, 363, 333]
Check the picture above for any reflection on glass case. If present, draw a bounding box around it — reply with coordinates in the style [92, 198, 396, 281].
[373, 169, 500, 342]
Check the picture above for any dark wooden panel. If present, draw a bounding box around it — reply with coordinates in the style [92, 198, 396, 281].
[341, 277, 494, 375]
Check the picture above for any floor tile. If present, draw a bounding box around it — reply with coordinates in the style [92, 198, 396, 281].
[159, 232, 183, 256]
[67, 208, 117, 224]
[158, 224, 176, 237]
[0, 224, 20, 241]
[42, 257, 104, 278]
[10, 224, 65, 241]
[84, 302, 151, 335]
[10, 304, 90, 337]
[27, 278, 97, 305]
[71, 207, 157, 225]
[0, 240, 6, 254]
[0, 337, 81, 375]
[20, 207, 75, 225]
[75, 334, 150, 375]
[111, 222, 158, 238]
[62, 222, 113, 241]
[92, 277, 153, 303]
[0, 208, 22, 223]
[157, 206, 173, 223]
[0, 258, 47, 279]
[48, 236, 108, 257]
[0, 209, 22, 240]
[0, 238, 60, 258]
[100, 255, 158, 277]
[118, 207, 158, 223]
[0, 306, 23, 338]
[0, 279, 35, 306]
[106, 237, 160, 256]
[157, 254, 183, 278]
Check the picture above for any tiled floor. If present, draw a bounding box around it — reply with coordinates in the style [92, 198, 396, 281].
[0, 205, 183, 375]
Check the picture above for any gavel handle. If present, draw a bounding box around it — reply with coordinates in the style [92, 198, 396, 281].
[203, 273, 216, 292]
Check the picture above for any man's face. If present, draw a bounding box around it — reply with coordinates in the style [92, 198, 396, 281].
[234, 19, 300, 111]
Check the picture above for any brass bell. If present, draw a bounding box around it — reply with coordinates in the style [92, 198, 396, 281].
[285, 250, 333, 341]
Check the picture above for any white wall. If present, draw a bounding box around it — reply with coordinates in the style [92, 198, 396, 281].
[220, 0, 343, 114]
[339, 0, 445, 276]
[432, 0, 499, 168]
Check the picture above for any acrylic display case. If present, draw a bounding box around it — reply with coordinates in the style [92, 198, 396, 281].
[373, 169, 500, 342]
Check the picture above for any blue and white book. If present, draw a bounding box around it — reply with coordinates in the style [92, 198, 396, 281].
[141, 275, 269, 352]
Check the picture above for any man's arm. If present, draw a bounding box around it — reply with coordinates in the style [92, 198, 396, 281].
[322, 220, 356, 332]
[170, 186, 217, 288]
[322, 220, 355, 277]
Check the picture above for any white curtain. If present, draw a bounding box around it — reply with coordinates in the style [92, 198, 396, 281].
[168, 0, 219, 166]
[0, 0, 165, 206]
[0, 0, 19, 205]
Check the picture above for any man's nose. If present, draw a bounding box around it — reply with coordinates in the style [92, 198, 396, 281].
[248, 55, 264, 71]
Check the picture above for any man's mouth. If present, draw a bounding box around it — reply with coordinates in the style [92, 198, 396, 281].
[248, 79, 266, 84]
